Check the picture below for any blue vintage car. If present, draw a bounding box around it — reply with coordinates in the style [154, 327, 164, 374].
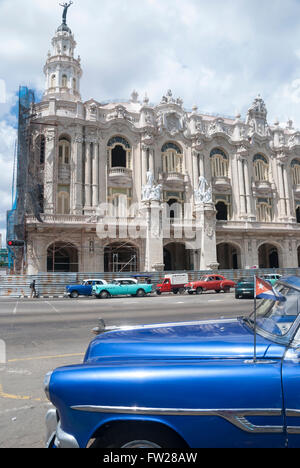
[93, 278, 153, 299]
[45, 276, 300, 448]
[66, 279, 108, 298]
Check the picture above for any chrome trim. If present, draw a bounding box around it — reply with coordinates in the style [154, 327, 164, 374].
[45, 409, 58, 448]
[71, 405, 283, 434]
[286, 409, 300, 434]
[54, 422, 80, 449]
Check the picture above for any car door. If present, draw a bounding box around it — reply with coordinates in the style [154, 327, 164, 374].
[207, 276, 216, 291]
[282, 333, 300, 447]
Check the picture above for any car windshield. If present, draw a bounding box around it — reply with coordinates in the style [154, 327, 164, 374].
[245, 284, 300, 339]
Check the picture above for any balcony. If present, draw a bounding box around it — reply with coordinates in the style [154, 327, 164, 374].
[108, 167, 132, 186]
[252, 180, 272, 195]
[212, 176, 231, 192]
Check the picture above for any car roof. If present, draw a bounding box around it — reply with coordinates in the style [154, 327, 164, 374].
[279, 276, 300, 290]
[115, 278, 138, 282]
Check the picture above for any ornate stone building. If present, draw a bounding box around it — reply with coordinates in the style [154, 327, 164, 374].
[23, 14, 300, 274]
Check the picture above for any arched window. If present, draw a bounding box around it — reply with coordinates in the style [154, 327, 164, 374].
[292, 160, 300, 185]
[51, 74, 56, 88]
[72, 78, 76, 92]
[254, 154, 269, 182]
[210, 149, 229, 178]
[216, 202, 228, 221]
[62, 74, 68, 88]
[107, 136, 132, 170]
[57, 191, 70, 214]
[162, 143, 183, 173]
[59, 138, 71, 165]
[256, 198, 273, 222]
[35, 135, 45, 166]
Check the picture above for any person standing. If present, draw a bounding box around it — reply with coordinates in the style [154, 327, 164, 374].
[30, 279, 37, 299]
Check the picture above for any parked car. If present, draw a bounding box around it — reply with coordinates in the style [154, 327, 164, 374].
[45, 275, 300, 448]
[235, 277, 254, 299]
[66, 279, 108, 298]
[93, 278, 153, 299]
[156, 274, 189, 295]
[262, 274, 282, 286]
[185, 275, 236, 295]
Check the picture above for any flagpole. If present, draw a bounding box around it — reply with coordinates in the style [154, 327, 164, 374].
[254, 275, 257, 363]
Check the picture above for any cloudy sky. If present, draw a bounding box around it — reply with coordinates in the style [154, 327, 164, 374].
[1, 0, 300, 244]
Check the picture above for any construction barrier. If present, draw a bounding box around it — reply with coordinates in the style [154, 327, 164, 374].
[0, 269, 299, 298]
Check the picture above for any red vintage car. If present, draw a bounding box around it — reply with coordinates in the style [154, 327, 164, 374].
[185, 274, 236, 295]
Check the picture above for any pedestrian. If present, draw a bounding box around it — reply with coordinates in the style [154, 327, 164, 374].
[30, 279, 37, 299]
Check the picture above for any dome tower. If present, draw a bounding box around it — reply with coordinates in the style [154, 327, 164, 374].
[43, 2, 82, 102]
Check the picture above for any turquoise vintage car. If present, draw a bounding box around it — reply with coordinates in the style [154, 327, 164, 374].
[93, 278, 153, 299]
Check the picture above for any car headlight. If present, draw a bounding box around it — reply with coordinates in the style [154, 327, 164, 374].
[44, 371, 53, 401]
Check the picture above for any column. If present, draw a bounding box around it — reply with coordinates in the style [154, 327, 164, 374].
[92, 143, 99, 208]
[84, 141, 92, 209]
[192, 151, 199, 189]
[277, 162, 287, 219]
[141, 145, 148, 187]
[44, 129, 56, 214]
[74, 134, 83, 214]
[237, 157, 246, 217]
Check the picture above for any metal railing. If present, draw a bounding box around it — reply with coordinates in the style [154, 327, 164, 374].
[0, 268, 298, 298]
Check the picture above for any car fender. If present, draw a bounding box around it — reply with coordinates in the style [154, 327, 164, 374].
[48, 358, 285, 449]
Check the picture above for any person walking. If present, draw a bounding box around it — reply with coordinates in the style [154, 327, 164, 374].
[30, 279, 37, 299]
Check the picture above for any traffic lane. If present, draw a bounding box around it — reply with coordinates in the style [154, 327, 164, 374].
[0, 296, 254, 448]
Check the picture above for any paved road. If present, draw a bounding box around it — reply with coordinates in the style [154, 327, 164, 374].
[0, 292, 253, 448]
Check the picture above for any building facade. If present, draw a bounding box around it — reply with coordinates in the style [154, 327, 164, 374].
[22, 16, 300, 274]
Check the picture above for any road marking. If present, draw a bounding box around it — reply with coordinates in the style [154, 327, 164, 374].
[7, 353, 84, 363]
[13, 301, 18, 315]
[46, 301, 59, 313]
[0, 384, 46, 402]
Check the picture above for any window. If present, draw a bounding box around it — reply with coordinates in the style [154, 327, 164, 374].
[72, 78, 76, 92]
[214, 195, 231, 221]
[162, 143, 183, 173]
[107, 136, 131, 169]
[62, 75, 68, 88]
[254, 154, 269, 182]
[57, 191, 70, 214]
[108, 188, 132, 217]
[51, 74, 56, 88]
[257, 198, 273, 222]
[35, 135, 45, 166]
[210, 149, 229, 178]
[292, 160, 300, 185]
[59, 138, 71, 165]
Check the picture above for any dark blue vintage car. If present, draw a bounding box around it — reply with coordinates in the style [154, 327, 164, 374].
[45, 276, 300, 448]
[66, 279, 108, 298]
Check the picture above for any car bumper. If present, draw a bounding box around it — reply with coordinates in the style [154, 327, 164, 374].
[46, 409, 79, 449]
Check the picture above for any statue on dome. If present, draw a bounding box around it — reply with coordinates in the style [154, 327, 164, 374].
[60, 1, 73, 25]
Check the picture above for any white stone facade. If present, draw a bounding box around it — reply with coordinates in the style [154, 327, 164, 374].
[24, 19, 300, 274]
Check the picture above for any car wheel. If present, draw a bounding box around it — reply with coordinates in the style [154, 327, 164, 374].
[100, 290, 110, 299]
[215, 289, 220, 293]
[156, 290, 161, 295]
[235, 293, 240, 299]
[89, 423, 187, 449]
[70, 291, 79, 299]
[196, 287, 203, 295]
[136, 289, 146, 298]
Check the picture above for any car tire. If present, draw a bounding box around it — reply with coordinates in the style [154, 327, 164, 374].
[136, 289, 146, 298]
[89, 423, 187, 449]
[70, 291, 79, 299]
[196, 287, 203, 295]
[100, 290, 110, 299]
[156, 290, 161, 295]
[215, 289, 220, 293]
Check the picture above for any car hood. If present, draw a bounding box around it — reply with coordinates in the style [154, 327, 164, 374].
[84, 318, 277, 363]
